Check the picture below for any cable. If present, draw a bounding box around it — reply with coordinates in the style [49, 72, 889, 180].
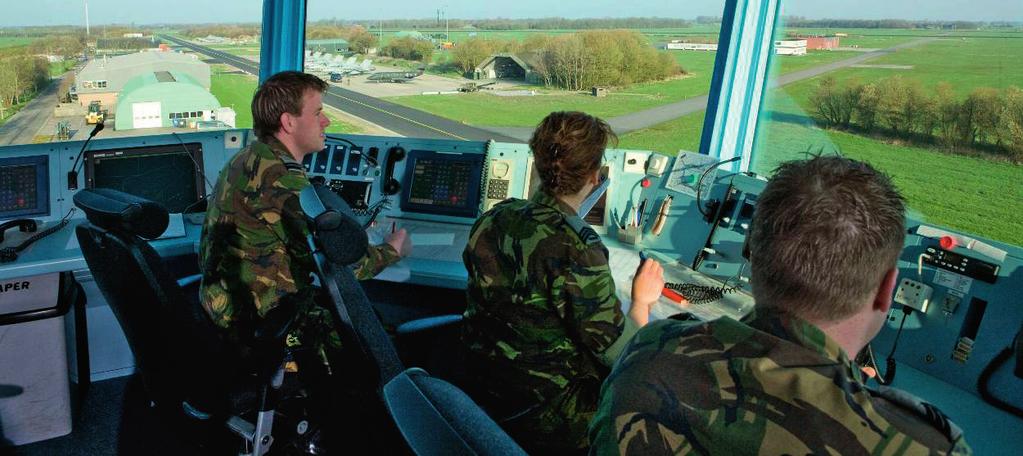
[171, 132, 215, 193]
[696, 155, 742, 217]
[872, 306, 912, 385]
[0, 208, 76, 263]
[977, 346, 1023, 419]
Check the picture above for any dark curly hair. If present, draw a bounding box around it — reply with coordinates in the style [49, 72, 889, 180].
[529, 111, 617, 196]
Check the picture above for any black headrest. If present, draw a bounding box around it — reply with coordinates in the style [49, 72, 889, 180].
[299, 184, 368, 266]
[73, 188, 169, 240]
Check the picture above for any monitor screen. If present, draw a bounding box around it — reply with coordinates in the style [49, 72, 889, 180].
[0, 155, 49, 220]
[85, 143, 205, 213]
[400, 150, 484, 218]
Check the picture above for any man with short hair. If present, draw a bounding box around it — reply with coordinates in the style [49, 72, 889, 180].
[589, 156, 970, 455]
[200, 70, 408, 359]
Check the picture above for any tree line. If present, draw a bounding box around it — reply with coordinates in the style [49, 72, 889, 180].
[451, 30, 683, 91]
[313, 17, 695, 31]
[180, 25, 260, 40]
[381, 37, 434, 62]
[0, 53, 51, 120]
[306, 25, 379, 54]
[782, 17, 995, 30]
[0, 34, 81, 120]
[811, 75, 1023, 161]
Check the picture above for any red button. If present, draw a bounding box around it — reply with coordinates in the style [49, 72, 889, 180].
[641, 179, 651, 188]
[940, 236, 957, 250]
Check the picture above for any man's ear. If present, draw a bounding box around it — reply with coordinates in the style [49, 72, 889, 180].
[279, 112, 295, 135]
[873, 267, 898, 314]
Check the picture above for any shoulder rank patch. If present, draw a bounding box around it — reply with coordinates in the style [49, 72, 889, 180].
[284, 162, 305, 172]
[876, 386, 963, 443]
[564, 214, 601, 246]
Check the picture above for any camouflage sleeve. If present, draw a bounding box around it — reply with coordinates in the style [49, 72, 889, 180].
[560, 241, 625, 365]
[246, 160, 315, 318]
[351, 243, 401, 280]
[589, 320, 699, 456]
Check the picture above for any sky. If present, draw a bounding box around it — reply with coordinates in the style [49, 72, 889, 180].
[3, 0, 1021, 27]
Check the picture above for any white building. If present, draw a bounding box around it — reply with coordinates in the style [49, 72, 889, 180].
[666, 42, 719, 51]
[774, 39, 807, 56]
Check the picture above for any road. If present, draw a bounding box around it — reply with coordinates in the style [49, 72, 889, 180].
[159, 35, 520, 143]
[0, 73, 71, 146]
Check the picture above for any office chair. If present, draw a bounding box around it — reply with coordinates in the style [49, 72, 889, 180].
[301, 184, 527, 455]
[73, 188, 295, 456]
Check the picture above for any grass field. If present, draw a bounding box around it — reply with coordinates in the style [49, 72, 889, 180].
[753, 91, 1023, 246]
[617, 35, 1023, 246]
[0, 37, 36, 48]
[386, 46, 858, 128]
[209, 65, 360, 134]
[792, 37, 1023, 97]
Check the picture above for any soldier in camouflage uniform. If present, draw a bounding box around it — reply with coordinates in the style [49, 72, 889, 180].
[462, 111, 665, 454]
[589, 156, 971, 455]
[200, 71, 408, 362]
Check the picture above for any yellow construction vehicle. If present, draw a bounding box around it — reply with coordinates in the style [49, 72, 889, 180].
[85, 101, 105, 125]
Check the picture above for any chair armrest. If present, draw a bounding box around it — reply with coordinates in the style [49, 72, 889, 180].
[177, 273, 202, 288]
[396, 314, 463, 336]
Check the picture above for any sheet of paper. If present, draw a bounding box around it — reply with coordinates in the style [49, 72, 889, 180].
[411, 232, 455, 246]
[374, 263, 412, 282]
[665, 151, 719, 197]
[157, 213, 187, 240]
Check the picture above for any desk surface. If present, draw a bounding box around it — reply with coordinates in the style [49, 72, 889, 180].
[0, 218, 200, 282]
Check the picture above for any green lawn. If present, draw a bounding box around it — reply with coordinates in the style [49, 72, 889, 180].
[752, 91, 1023, 246]
[0, 37, 36, 48]
[209, 65, 360, 133]
[48, 60, 75, 77]
[781, 37, 1023, 97]
[208, 44, 261, 57]
[387, 45, 861, 128]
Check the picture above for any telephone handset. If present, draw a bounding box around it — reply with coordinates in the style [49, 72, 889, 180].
[0, 219, 38, 243]
[0, 214, 72, 263]
[382, 146, 406, 196]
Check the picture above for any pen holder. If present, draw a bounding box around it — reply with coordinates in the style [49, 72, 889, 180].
[617, 225, 643, 245]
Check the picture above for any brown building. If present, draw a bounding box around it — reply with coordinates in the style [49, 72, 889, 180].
[797, 35, 840, 50]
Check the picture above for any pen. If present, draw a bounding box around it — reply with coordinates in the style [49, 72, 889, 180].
[637, 199, 648, 227]
[391, 221, 396, 234]
[639, 251, 647, 262]
[651, 196, 672, 236]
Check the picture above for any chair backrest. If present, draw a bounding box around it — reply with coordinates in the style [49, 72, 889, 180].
[383, 368, 528, 456]
[73, 188, 238, 415]
[300, 184, 404, 385]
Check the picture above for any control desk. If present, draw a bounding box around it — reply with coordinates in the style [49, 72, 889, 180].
[0, 130, 1020, 453]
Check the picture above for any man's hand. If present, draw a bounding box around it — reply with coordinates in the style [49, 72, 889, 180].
[629, 259, 664, 327]
[385, 228, 412, 257]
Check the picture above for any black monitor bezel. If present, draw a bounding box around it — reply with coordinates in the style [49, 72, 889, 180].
[400, 149, 484, 219]
[0, 154, 49, 220]
[84, 142, 205, 213]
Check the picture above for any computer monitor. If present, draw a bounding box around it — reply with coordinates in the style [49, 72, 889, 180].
[85, 143, 205, 213]
[0, 155, 49, 221]
[400, 150, 484, 219]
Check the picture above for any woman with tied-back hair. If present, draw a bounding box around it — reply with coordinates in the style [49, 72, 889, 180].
[460, 111, 664, 454]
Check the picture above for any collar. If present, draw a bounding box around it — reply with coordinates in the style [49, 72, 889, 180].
[743, 308, 857, 375]
[529, 189, 579, 217]
[262, 137, 304, 169]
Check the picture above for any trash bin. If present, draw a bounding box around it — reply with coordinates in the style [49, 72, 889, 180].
[0, 272, 77, 446]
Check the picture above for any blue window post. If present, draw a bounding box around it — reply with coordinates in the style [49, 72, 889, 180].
[699, 0, 781, 172]
[260, 0, 307, 83]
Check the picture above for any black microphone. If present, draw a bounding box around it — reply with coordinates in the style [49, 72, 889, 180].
[68, 122, 105, 190]
[299, 184, 369, 266]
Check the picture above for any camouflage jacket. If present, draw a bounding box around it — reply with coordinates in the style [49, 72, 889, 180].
[462, 190, 626, 452]
[589, 308, 971, 455]
[199, 138, 399, 350]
